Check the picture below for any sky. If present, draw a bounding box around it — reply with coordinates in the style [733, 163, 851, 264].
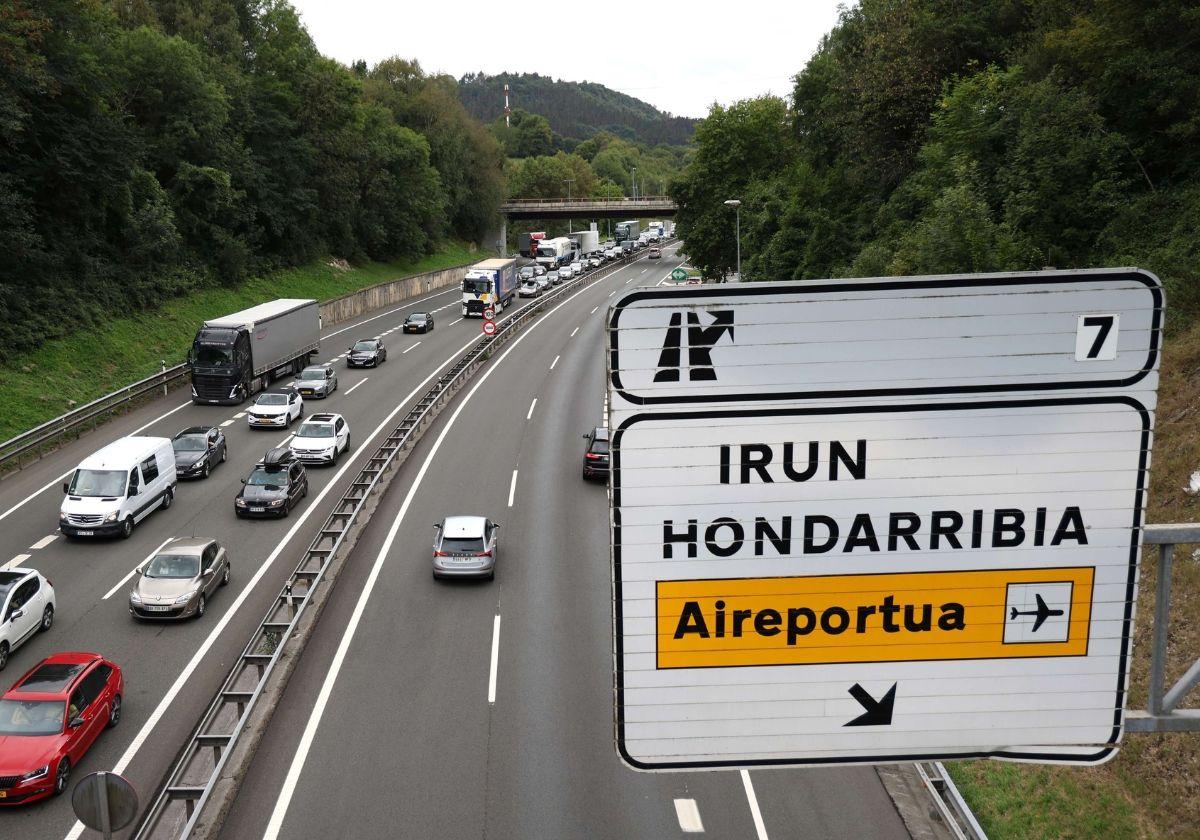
[287, 0, 848, 118]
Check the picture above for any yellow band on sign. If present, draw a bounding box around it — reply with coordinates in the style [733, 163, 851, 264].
[656, 567, 1094, 669]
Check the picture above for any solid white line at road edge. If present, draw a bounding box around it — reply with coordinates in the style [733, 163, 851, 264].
[741, 770, 769, 840]
[488, 614, 501, 704]
[261, 261, 616, 840]
[103, 536, 176, 600]
[62, 326, 510, 840]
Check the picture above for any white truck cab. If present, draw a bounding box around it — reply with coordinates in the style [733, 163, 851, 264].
[60, 436, 177, 539]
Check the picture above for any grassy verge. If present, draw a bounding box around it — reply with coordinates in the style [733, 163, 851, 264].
[0, 243, 476, 442]
[947, 317, 1200, 839]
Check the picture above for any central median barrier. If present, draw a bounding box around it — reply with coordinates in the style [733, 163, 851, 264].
[133, 249, 655, 840]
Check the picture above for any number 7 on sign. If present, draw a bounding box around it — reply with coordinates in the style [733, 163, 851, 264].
[1075, 314, 1118, 361]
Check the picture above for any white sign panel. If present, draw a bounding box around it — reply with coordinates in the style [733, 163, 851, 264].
[607, 269, 1162, 769]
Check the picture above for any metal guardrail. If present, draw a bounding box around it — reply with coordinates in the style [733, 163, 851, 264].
[134, 251, 646, 839]
[1126, 523, 1200, 733]
[916, 762, 988, 840]
[0, 363, 188, 471]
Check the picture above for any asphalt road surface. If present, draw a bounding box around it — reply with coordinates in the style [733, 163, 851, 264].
[0, 274, 571, 839]
[215, 247, 911, 840]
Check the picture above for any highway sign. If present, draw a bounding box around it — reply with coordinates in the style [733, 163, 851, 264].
[482, 319, 497, 337]
[671, 267, 689, 283]
[483, 308, 495, 320]
[607, 269, 1162, 769]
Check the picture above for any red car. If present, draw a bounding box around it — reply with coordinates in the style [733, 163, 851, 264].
[0, 652, 123, 804]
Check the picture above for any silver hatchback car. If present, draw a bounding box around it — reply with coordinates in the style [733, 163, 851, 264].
[432, 516, 498, 580]
[295, 364, 337, 398]
[129, 537, 230, 620]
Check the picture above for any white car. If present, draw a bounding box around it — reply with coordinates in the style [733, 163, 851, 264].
[0, 568, 55, 671]
[546, 271, 561, 286]
[519, 279, 539, 298]
[535, 276, 552, 293]
[606, 248, 619, 259]
[559, 266, 574, 281]
[588, 257, 602, 269]
[248, 389, 303, 428]
[289, 413, 351, 465]
[570, 261, 584, 276]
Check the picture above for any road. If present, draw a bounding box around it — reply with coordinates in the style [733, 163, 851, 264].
[217, 246, 910, 840]
[0, 273, 566, 839]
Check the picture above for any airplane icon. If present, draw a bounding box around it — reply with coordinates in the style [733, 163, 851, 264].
[1009, 593, 1065, 633]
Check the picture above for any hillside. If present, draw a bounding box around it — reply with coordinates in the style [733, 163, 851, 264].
[458, 72, 696, 147]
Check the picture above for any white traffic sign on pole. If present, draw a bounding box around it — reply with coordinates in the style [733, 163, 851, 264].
[606, 269, 1162, 770]
[482, 319, 497, 337]
[483, 308, 495, 320]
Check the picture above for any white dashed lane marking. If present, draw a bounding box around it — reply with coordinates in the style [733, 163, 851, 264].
[30, 535, 58, 550]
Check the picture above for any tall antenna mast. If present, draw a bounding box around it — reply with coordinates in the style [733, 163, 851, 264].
[504, 83, 511, 127]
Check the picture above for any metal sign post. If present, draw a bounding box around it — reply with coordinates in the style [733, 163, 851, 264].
[72, 771, 138, 839]
[607, 269, 1162, 769]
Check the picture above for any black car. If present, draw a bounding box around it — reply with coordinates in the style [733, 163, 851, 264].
[172, 426, 227, 480]
[403, 313, 434, 334]
[582, 427, 610, 481]
[347, 338, 386, 367]
[234, 448, 308, 518]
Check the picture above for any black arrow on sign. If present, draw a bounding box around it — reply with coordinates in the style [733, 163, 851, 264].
[844, 683, 897, 727]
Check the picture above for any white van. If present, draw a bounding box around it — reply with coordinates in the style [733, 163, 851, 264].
[60, 436, 177, 539]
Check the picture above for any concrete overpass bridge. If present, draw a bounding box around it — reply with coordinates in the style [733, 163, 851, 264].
[496, 197, 678, 253]
[499, 196, 677, 220]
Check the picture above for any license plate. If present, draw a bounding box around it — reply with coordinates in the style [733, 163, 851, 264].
[299, 389, 312, 395]
[76, 530, 94, 536]
[144, 605, 170, 612]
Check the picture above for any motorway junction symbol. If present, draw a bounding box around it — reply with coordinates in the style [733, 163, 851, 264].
[606, 269, 1162, 769]
[671, 267, 689, 283]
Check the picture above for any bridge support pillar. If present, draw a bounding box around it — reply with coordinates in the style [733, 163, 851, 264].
[497, 216, 507, 256]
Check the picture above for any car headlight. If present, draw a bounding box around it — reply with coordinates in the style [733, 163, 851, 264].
[235, 498, 247, 508]
[129, 591, 142, 605]
[174, 592, 195, 605]
[21, 765, 49, 782]
[59, 512, 69, 522]
[268, 499, 285, 507]
[104, 511, 119, 523]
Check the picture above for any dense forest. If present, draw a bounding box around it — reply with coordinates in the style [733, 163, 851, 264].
[0, 0, 504, 360]
[672, 0, 1200, 323]
[459, 72, 697, 148]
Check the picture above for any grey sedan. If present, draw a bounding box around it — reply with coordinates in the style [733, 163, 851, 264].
[129, 538, 230, 620]
[433, 516, 498, 580]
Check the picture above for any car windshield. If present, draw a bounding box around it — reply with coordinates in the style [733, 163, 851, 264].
[408, 314, 427, 322]
[256, 393, 288, 406]
[353, 341, 377, 352]
[0, 699, 65, 736]
[298, 369, 326, 380]
[441, 537, 485, 553]
[173, 435, 207, 452]
[246, 468, 283, 487]
[297, 423, 335, 438]
[523, 281, 536, 287]
[67, 469, 126, 497]
[193, 344, 233, 365]
[463, 278, 490, 294]
[144, 553, 200, 579]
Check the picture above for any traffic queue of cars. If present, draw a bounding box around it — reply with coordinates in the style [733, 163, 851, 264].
[1, 237, 652, 802]
[0, 334, 397, 803]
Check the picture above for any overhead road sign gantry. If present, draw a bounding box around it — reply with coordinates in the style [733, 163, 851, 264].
[606, 268, 1162, 770]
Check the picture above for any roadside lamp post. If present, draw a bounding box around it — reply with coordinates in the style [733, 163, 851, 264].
[724, 199, 741, 282]
[563, 179, 575, 233]
[631, 167, 637, 200]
